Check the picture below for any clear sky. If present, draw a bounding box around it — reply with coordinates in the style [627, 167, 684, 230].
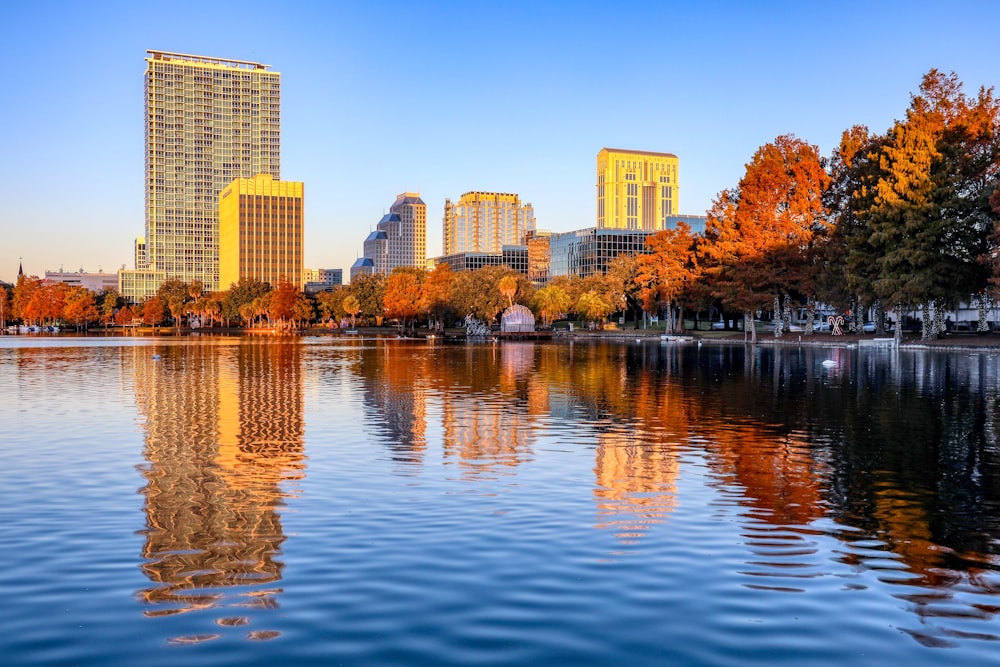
[2, 0, 999, 284]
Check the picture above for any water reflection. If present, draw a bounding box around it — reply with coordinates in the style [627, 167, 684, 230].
[134, 339, 304, 637]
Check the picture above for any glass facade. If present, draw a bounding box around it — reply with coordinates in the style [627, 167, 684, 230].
[549, 228, 653, 279]
[434, 246, 528, 274]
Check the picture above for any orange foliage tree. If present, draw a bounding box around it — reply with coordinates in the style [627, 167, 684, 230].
[384, 267, 425, 331]
[63, 286, 98, 330]
[267, 279, 300, 329]
[142, 296, 166, 330]
[699, 134, 829, 341]
[421, 263, 454, 330]
[635, 222, 698, 333]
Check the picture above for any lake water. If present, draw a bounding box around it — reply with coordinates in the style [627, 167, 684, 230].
[2, 335, 1000, 666]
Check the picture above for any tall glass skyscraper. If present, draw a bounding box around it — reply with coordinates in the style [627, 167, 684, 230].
[123, 50, 281, 300]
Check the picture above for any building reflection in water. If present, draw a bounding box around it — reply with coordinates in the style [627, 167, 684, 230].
[134, 340, 304, 639]
[353, 342, 543, 478]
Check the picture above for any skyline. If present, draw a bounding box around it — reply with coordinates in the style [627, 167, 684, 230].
[2, 1, 1000, 284]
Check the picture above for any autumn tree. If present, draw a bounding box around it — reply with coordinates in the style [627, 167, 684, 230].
[114, 305, 135, 326]
[12, 274, 42, 324]
[63, 287, 98, 330]
[851, 70, 1000, 339]
[421, 263, 455, 330]
[700, 134, 829, 341]
[268, 279, 300, 328]
[142, 296, 166, 331]
[384, 267, 425, 331]
[635, 222, 697, 333]
[0, 285, 10, 330]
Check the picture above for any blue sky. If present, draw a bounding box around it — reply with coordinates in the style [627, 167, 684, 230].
[2, 0, 999, 284]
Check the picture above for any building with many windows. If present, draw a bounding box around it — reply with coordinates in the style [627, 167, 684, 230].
[549, 215, 707, 281]
[120, 50, 282, 301]
[349, 257, 375, 281]
[356, 193, 427, 276]
[218, 174, 304, 290]
[303, 268, 343, 295]
[596, 148, 679, 231]
[44, 270, 120, 293]
[389, 192, 427, 270]
[433, 246, 528, 275]
[443, 191, 535, 255]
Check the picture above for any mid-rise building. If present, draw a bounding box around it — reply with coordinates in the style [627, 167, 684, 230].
[356, 193, 428, 276]
[218, 174, 304, 289]
[433, 246, 528, 275]
[525, 230, 552, 286]
[596, 148, 679, 231]
[303, 268, 343, 294]
[443, 191, 535, 255]
[350, 257, 375, 281]
[121, 50, 282, 301]
[549, 228, 654, 280]
[44, 270, 120, 293]
[549, 215, 706, 280]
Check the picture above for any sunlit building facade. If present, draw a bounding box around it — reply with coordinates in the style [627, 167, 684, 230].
[389, 192, 427, 270]
[596, 148, 679, 231]
[218, 174, 303, 289]
[122, 50, 281, 301]
[356, 193, 427, 276]
[443, 191, 535, 255]
[44, 270, 119, 293]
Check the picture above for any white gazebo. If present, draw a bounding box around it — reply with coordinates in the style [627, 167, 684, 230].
[501, 304, 535, 333]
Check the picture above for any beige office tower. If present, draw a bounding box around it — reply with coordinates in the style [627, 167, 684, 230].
[443, 191, 536, 255]
[389, 192, 427, 270]
[596, 148, 678, 230]
[219, 174, 304, 289]
[136, 50, 281, 295]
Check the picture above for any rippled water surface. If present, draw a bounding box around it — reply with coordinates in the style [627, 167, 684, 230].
[3, 336, 1000, 666]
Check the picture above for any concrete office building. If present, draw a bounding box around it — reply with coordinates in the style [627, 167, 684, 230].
[218, 174, 304, 289]
[443, 191, 535, 255]
[596, 148, 679, 231]
[121, 50, 281, 301]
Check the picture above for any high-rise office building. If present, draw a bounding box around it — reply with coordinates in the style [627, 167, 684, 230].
[218, 174, 304, 289]
[390, 192, 427, 270]
[121, 50, 281, 301]
[356, 192, 427, 276]
[443, 191, 535, 255]
[596, 148, 679, 231]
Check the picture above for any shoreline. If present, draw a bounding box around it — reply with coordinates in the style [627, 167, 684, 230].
[6, 326, 1000, 352]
